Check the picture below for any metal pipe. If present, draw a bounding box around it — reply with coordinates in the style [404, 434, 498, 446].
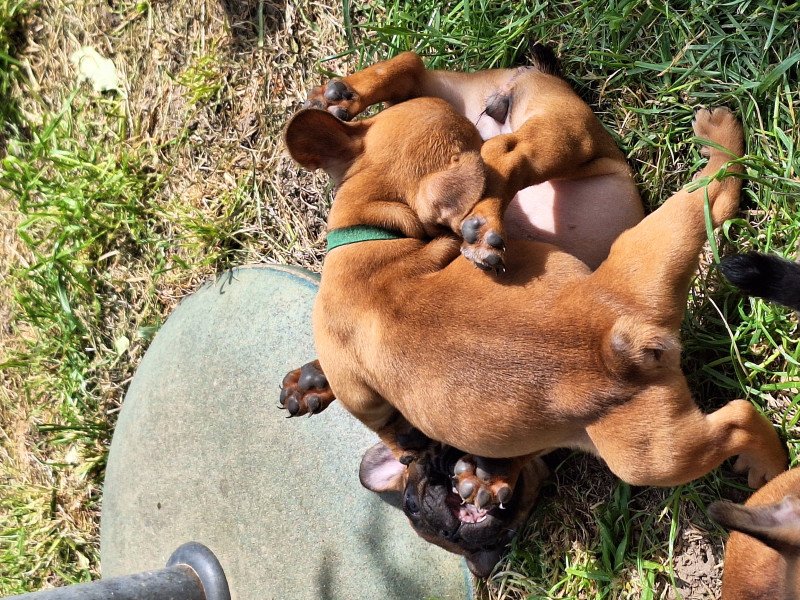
[5, 542, 231, 600]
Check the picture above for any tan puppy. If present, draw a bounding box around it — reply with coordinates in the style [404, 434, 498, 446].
[279, 52, 787, 572]
[710, 469, 800, 600]
[709, 250, 800, 599]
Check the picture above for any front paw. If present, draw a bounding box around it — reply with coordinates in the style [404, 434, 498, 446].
[453, 455, 515, 511]
[460, 216, 506, 273]
[279, 360, 336, 417]
[303, 79, 362, 121]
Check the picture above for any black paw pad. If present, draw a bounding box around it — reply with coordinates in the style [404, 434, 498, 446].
[306, 395, 321, 414]
[457, 480, 475, 500]
[298, 362, 327, 390]
[285, 395, 300, 416]
[324, 80, 355, 102]
[486, 231, 504, 249]
[330, 106, 350, 121]
[483, 253, 503, 268]
[461, 217, 485, 244]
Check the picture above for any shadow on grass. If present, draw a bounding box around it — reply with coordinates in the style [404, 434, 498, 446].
[220, 0, 287, 49]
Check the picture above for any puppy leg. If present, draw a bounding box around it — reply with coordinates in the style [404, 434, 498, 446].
[279, 359, 430, 462]
[590, 107, 745, 329]
[279, 360, 336, 416]
[304, 52, 428, 120]
[587, 380, 787, 488]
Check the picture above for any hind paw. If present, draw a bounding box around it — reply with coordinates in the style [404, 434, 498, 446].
[733, 452, 787, 489]
[692, 107, 744, 158]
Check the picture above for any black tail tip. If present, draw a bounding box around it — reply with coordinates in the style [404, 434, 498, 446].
[719, 252, 800, 311]
[528, 42, 561, 76]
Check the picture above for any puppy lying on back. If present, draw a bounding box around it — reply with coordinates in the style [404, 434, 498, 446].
[710, 251, 800, 600]
[282, 49, 650, 575]
[280, 50, 787, 575]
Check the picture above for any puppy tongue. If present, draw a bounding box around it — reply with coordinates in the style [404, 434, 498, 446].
[459, 504, 489, 524]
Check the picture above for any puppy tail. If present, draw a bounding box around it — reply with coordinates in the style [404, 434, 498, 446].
[602, 315, 681, 378]
[719, 252, 800, 311]
[528, 43, 561, 77]
[709, 496, 800, 552]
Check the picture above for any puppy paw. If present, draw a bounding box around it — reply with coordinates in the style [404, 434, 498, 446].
[460, 216, 506, 273]
[303, 80, 362, 121]
[453, 455, 515, 511]
[692, 107, 744, 158]
[733, 450, 787, 489]
[279, 360, 336, 417]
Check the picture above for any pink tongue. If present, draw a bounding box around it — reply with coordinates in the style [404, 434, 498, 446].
[459, 504, 489, 524]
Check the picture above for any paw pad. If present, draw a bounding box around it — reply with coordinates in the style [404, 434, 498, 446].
[453, 456, 514, 510]
[278, 360, 335, 417]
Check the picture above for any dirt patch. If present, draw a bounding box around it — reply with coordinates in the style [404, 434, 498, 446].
[667, 526, 723, 600]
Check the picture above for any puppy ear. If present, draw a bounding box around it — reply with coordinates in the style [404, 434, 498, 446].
[709, 495, 800, 551]
[413, 151, 486, 231]
[465, 547, 504, 578]
[359, 442, 407, 493]
[284, 109, 365, 176]
[603, 315, 681, 376]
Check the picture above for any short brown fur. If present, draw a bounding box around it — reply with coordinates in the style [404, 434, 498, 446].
[711, 469, 800, 600]
[283, 53, 786, 517]
[282, 53, 786, 575]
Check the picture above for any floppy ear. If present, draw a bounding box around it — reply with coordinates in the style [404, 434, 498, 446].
[413, 151, 486, 231]
[284, 109, 365, 176]
[709, 495, 800, 550]
[359, 442, 407, 493]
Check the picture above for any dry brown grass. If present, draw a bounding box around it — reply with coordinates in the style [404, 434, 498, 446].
[1, 0, 356, 591]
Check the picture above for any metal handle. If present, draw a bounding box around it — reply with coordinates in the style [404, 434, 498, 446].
[5, 542, 230, 600]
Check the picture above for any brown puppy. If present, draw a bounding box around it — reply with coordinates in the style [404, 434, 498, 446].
[710, 469, 800, 600]
[709, 250, 800, 599]
[280, 53, 787, 572]
[298, 48, 644, 273]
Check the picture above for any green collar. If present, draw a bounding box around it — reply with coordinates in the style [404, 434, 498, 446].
[326, 225, 406, 252]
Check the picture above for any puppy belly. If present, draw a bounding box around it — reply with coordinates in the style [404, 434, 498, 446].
[504, 175, 643, 269]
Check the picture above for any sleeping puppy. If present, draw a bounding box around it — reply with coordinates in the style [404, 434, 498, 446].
[279, 51, 787, 576]
[281, 48, 644, 575]
[710, 250, 800, 599]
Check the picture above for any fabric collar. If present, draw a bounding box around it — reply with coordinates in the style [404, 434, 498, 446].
[326, 225, 406, 252]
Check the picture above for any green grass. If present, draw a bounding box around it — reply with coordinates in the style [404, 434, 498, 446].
[1, 0, 798, 597]
[0, 79, 158, 595]
[0, 2, 245, 592]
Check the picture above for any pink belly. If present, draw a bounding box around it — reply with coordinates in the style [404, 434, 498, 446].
[504, 176, 644, 269]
